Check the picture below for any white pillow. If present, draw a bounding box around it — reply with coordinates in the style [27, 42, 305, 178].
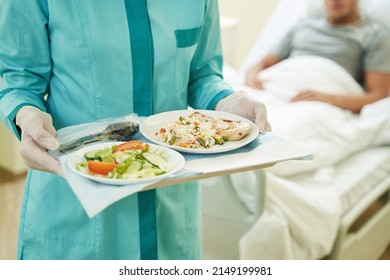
[240, 0, 309, 73]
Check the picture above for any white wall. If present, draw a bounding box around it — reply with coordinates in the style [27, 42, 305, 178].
[218, 0, 279, 68]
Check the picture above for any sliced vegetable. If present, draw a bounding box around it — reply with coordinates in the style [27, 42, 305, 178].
[87, 161, 118, 175]
[109, 161, 143, 179]
[114, 151, 137, 165]
[125, 161, 143, 174]
[143, 152, 173, 172]
[196, 137, 208, 148]
[213, 135, 227, 145]
[84, 150, 101, 161]
[114, 140, 149, 152]
[168, 135, 177, 145]
[78, 141, 176, 180]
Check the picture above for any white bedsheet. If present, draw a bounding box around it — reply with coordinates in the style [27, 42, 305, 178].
[224, 56, 390, 259]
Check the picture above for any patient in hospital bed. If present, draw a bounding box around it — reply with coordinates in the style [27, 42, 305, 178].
[202, 0, 390, 261]
[245, 0, 390, 113]
[236, 0, 390, 176]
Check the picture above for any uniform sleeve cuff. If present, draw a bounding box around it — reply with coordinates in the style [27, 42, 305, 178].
[206, 89, 234, 110]
[1, 103, 44, 140]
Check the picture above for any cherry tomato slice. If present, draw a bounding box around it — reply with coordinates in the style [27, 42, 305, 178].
[87, 161, 118, 175]
[114, 140, 149, 153]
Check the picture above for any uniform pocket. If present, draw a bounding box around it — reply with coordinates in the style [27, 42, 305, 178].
[175, 27, 201, 48]
[173, 27, 200, 92]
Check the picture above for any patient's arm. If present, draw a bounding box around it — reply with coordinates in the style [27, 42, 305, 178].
[290, 71, 390, 113]
[245, 53, 280, 90]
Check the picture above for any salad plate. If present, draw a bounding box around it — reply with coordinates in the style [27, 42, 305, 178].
[140, 110, 259, 154]
[67, 141, 185, 185]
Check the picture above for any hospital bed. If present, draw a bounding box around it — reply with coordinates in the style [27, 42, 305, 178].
[201, 0, 390, 260]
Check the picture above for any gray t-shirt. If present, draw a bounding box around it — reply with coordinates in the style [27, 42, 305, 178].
[272, 16, 390, 85]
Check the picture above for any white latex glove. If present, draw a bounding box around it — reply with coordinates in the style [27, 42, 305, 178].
[15, 106, 64, 177]
[216, 91, 271, 133]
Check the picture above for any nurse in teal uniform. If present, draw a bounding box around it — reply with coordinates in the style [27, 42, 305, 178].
[0, 0, 270, 259]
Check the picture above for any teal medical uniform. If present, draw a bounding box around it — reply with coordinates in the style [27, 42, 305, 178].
[0, 0, 233, 259]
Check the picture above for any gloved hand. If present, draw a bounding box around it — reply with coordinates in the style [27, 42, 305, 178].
[216, 91, 271, 133]
[15, 106, 64, 177]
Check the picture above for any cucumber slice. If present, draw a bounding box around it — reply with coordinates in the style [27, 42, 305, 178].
[142, 152, 173, 172]
[125, 161, 142, 174]
[138, 168, 160, 178]
[84, 150, 101, 161]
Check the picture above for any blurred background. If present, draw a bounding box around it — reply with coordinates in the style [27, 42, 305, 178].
[219, 0, 279, 68]
[2, 0, 388, 260]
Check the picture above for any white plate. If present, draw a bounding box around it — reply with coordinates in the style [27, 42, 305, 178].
[139, 110, 259, 154]
[67, 141, 185, 185]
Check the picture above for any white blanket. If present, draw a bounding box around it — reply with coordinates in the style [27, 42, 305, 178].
[224, 56, 386, 259]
